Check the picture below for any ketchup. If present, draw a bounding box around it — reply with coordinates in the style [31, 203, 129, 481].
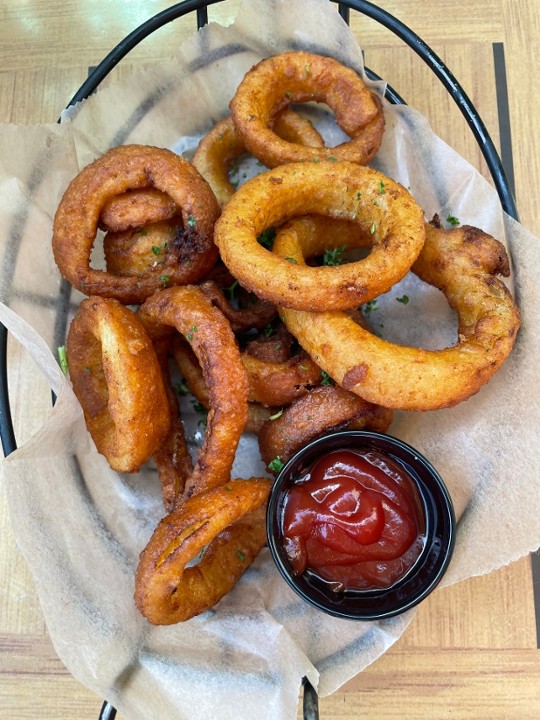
[281, 449, 425, 591]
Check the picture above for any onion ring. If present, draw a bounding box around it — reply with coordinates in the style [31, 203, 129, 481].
[139, 285, 248, 500]
[52, 144, 220, 304]
[229, 51, 384, 167]
[214, 162, 426, 311]
[134, 477, 271, 624]
[258, 385, 393, 469]
[278, 221, 521, 410]
[99, 187, 178, 233]
[193, 109, 323, 207]
[171, 329, 321, 408]
[152, 337, 194, 511]
[66, 296, 171, 473]
[199, 279, 277, 332]
[103, 217, 184, 278]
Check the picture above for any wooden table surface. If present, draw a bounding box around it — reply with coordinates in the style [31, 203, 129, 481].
[1, 1, 539, 718]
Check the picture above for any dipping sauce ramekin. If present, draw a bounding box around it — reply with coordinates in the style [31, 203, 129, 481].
[266, 430, 456, 621]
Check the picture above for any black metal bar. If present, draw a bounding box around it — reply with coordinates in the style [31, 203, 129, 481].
[329, 0, 519, 221]
[196, 6, 209, 29]
[0, 325, 16, 456]
[98, 700, 117, 720]
[338, 4, 350, 24]
[66, 0, 226, 108]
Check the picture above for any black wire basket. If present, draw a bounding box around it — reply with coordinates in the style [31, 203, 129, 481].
[0, 2, 518, 719]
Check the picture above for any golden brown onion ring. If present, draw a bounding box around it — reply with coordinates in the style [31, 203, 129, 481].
[52, 145, 220, 304]
[214, 162, 426, 311]
[192, 109, 323, 207]
[103, 217, 183, 278]
[171, 330, 321, 408]
[258, 385, 393, 469]
[66, 296, 171, 473]
[229, 51, 384, 168]
[152, 337, 194, 512]
[171, 337, 289, 432]
[199, 279, 277, 332]
[279, 222, 521, 411]
[139, 286, 248, 500]
[99, 187, 178, 233]
[134, 478, 271, 624]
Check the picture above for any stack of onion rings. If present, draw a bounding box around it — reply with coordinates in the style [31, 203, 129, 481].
[214, 161, 426, 310]
[276, 218, 521, 410]
[229, 51, 384, 167]
[53, 49, 521, 626]
[53, 144, 220, 304]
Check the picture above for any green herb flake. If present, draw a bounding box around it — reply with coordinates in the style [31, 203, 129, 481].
[84, 367, 91, 374]
[285, 91, 292, 99]
[159, 274, 170, 285]
[396, 295, 410, 305]
[269, 409, 284, 420]
[284, 256, 298, 264]
[236, 549, 246, 562]
[173, 380, 190, 396]
[446, 214, 460, 226]
[225, 485, 233, 492]
[323, 244, 348, 267]
[192, 401, 208, 428]
[223, 279, 239, 300]
[263, 324, 275, 338]
[321, 370, 334, 386]
[57, 346, 68, 375]
[369, 221, 377, 235]
[152, 245, 162, 255]
[363, 299, 378, 316]
[327, 156, 337, 162]
[257, 227, 276, 249]
[313, 157, 320, 163]
[187, 216, 197, 228]
[378, 180, 386, 194]
[268, 456, 284, 473]
[305, 64, 311, 75]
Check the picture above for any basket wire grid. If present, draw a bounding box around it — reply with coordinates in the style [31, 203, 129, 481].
[0, 1, 518, 719]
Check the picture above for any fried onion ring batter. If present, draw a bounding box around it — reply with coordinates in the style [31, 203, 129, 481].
[278, 221, 521, 410]
[99, 187, 178, 233]
[214, 163, 426, 311]
[139, 286, 248, 500]
[135, 478, 271, 624]
[52, 145, 220, 304]
[258, 385, 393, 469]
[66, 296, 171, 473]
[230, 51, 384, 167]
[193, 110, 323, 207]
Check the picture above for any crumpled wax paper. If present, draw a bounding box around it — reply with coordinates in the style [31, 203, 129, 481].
[1, 0, 540, 718]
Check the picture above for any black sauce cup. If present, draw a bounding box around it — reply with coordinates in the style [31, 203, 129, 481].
[266, 430, 456, 621]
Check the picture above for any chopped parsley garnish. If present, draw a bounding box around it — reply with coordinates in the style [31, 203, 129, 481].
[378, 180, 386, 194]
[263, 323, 275, 338]
[192, 401, 208, 428]
[284, 256, 298, 263]
[223, 279, 239, 301]
[369, 221, 377, 235]
[269, 409, 284, 420]
[159, 274, 170, 285]
[396, 295, 410, 305]
[268, 456, 284, 473]
[323, 244, 348, 266]
[186, 325, 198, 341]
[313, 157, 320, 163]
[446, 214, 460, 226]
[257, 227, 276, 249]
[236, 549, 246, 562]
[187, 216, 197, 227]
[173, 380, 190, 396]
[57, 346, 68, 375]
[152, 245, 162, 255]
[320, 370, 334, 386]
[362, 299, 378, 316]
[305, 64, 311, 75]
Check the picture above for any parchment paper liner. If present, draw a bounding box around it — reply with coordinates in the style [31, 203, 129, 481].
[1, 1, 539, 718]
